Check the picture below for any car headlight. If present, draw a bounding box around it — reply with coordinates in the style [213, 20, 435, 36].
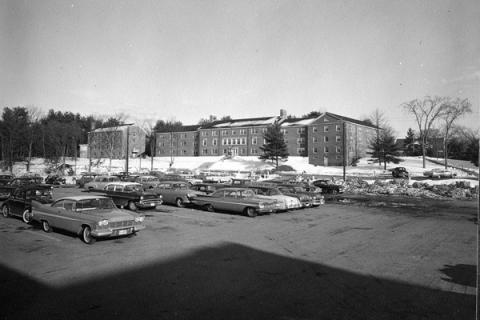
[186, 193, 195, 199]
[140, 196, 144, 200]
[258, 203, 265, 209]
[98, 219, 109, 226]
[135, 216, 145, 223]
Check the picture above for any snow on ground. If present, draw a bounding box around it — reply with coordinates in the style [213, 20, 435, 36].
[5, 155, 478, 187]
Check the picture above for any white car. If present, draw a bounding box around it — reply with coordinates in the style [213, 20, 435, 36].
[423, 168, 456, 179]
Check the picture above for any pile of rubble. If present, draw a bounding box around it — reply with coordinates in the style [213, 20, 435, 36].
[344, 178, 479, 200]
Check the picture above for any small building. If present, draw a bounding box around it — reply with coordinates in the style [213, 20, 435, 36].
[88, 125, 146, 159]
[155, 125, 201, 157]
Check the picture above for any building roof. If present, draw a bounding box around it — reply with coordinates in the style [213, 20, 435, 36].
[156, 125, 201, 133]
[91, 124, 145, 134]
[201, 116, 278, 129]
[322, 112, 378, 129]
[280, 115, 319, 127]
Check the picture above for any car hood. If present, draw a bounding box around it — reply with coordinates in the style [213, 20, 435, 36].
[82, 209, 135, 221]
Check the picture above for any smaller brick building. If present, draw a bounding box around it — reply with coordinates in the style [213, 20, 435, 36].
[88, 125, 146, 159]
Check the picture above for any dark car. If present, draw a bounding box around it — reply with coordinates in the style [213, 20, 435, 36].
[0, 173, 14, 186]
[45, 174, 66, 185]
[189, 183, 225, 195]
[391, 167, 409, 178]
[277, 184, 325, 206]
[1, 184, 54, 223]
[8, 176, 44, 187]
[101, 182, 163, 210]
[76, 172, 98, 188]
[312, 179, 344, 194]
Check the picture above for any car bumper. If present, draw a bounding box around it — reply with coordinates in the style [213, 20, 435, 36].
[93, 224, 145, 237]
[137, 200, 162, 208]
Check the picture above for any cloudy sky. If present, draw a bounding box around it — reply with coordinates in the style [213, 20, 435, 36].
[1, 0, 479, 136]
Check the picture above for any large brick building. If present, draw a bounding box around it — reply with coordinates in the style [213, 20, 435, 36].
[154, 110, 378, 166]
[88, 124, 146, 159]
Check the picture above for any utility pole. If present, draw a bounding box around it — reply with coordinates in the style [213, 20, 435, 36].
[88, 132, 92, 173]
[125, 126, 130, 174]
[343, 122, 346, 181]
[151, 132, 155, 171]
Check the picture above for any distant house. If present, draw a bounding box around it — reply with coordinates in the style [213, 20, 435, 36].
[88, 125, 146, 159]
[395, 137, 444, 157]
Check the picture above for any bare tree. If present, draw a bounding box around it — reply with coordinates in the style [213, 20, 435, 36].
[25, 106, 44, 171]
[369, 109, 387, 167]
[439, 98, 472, 169]
[141, 119, 156, 171]
[402, 96, 448, 168]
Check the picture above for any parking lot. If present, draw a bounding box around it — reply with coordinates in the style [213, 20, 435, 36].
[0, 187, 477, 320]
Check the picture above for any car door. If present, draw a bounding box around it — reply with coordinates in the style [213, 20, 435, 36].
[9, 189, 29, 216]
[50, 199, 77, 230]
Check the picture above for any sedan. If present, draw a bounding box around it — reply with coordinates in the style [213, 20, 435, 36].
[30, 195, 145, 244]
[84, 175, 121, 191]
[2, 184, 54, 223]
[191, 188, 278, 217]
[423, 168, 457, 179]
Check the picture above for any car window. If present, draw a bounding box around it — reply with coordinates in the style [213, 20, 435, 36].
[76, 198, 115, 211]
[211, 190, 224, 198]
[63, 200, 76, 211]
[106, 185, 115, 191]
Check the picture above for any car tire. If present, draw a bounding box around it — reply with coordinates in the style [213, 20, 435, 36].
[176, 198, 185, 208]
[244, 207, 257, 218]
[128, 201, 137, 211]
[22, 210, 32, 224]
[41, 220, 52, 233]
[81, 226, 96, 244]
[2, 205, 9, 218]
[204, 204, 214, 212]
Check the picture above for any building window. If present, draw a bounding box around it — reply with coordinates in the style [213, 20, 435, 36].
[313, 147, 318, 153]
[202, 149, 208, 155]
[213, 139, 217, 146]
[336, 125, 341, 132]
[324, 136, 329, 142]
[222, 130, 228, 136]
[297, 148, 305, 155]
[241, 138, 246, 145]
[312, 137, 318, 143]
[262, 128, 267, 133]
[182, 150, 187, 154]
[251, 148, 258, 154]
[281, 129, 288, 135]
[336, 136, 341, 142]
[227, 138, 231, 145]
[213, 148, 218, 154]
[231, 130, 236, 135]
[240, 148, 246, 155]
[313, 127, 318, 133]
[336, 146, 341, 153]
[297, 137, 305, 145]
[240, 129, 246, 135]
[324, 126, 329, 132]
[336, 155, 342, 160]
[251, 128, 258, 134]
[212, 131, 217, 136]
[252, 137, 257, 145]
[297, 127, 305, 134]
[324, 146, 329, 153]
[202, 139, 207, 146]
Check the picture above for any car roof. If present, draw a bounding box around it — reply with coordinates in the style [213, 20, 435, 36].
[105, 182, 142, 186]
[158, 180, 188, 183]
[56, 195, 109, 201]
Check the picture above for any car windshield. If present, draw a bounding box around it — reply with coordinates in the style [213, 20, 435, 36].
[76, 198, 115, 211]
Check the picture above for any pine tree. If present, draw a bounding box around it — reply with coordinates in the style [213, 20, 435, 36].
[367, 126, 402, 169]
[259, 122, 289, 168]
[404, 128, 416, 156]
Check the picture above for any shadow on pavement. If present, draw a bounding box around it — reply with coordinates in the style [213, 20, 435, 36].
[0, 243, 475, 320]
[440, 264, 477, 287]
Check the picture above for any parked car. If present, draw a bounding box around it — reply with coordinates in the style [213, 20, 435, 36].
[312, 179, 345, 194]
[191, 187, 278, 217]
[423, 168, 457, 179]
[0, 173, 14, 186]
[243, 185, 302, 210]
[134, 175, 160, 190]
[153, 181, 204, 207]
[277, 184, 325, 207]
[76, 172, 98, 188]
[101, 182, 163, 210]
[113, 172, 139, 182]
[84, 175, 121, 191]
[8, 176, 44, 187]
[1, 184, 54, 223]
[45, 174, 66, 185]
[189, 183, 226, 195]
[30, 195, 145, 244]
[391, 167, 409, 178]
